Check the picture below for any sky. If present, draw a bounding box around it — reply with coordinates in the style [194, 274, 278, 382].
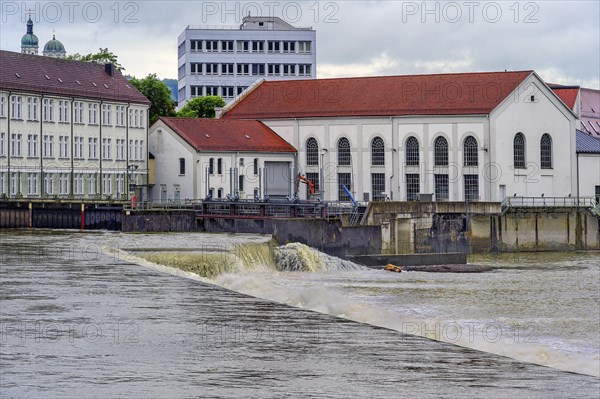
[1, 0, 599, 88]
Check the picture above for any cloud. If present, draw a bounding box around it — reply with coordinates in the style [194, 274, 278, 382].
[0, 1, 598, 88]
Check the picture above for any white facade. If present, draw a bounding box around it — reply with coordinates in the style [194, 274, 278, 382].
[0, 91, 149, 200]
[177, 17, 316, 107]
[148, 120, 296, 202]
[257, 74, 578, 203]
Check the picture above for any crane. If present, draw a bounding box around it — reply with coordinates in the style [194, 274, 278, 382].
[295, 174, 316, 197]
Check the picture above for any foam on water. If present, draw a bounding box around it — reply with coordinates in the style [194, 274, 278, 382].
[115, 237, 600, 378]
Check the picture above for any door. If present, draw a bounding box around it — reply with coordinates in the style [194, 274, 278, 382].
[264, 162, 291, 199]
[499, 185, 506, 202]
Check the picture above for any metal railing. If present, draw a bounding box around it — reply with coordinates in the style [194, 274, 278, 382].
[501, 196, 598, 213]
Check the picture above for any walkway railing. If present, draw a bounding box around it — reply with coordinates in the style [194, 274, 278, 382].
[124, 199, 363, 220]
[501, 196, 598, 214]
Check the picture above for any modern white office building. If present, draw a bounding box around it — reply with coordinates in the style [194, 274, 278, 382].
[177, 16, 316, 107]
[0, 50, 150, 201]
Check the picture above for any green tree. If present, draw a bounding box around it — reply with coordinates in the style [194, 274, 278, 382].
[129, 74, 176, 125]
[177, 96, 225, 118]
[66, 48, 124, 72]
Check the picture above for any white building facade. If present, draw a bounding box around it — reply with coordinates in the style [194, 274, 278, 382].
[222, 71, 580, 203]
[177, 16, 316, 107]
[0, 50, 150, 200]
[149, 118, 296, 202]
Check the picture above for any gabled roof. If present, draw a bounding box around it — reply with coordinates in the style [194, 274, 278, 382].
[158, 117, 296, 153]
[222, 71, 533, 120]
[549, 85, 579, 111]
[0, 50, 149, 105]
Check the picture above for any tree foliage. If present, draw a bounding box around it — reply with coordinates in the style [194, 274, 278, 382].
[66, 48, 124, 72]
[129, 74, 176, 125]
[177, 96, 226, 118]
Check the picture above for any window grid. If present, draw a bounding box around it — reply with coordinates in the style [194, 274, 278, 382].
[406, 174, 420, 201]
[371, 173, 386, 201]
[540, 134, 552, 169]
[337, 138, 351, 166]
[306, 138, 319, 166]
[435, 174, 449, 201]
[306, 173, 320, 198]
[434, 136, 449, 166]
[371, 137, 385, 166]
[338, 173, 352, 202]
[514, 133, 526, 169]
[405, 137, 419, 166]
[464, 174, 479, 201]
[463, 136, 478, 166]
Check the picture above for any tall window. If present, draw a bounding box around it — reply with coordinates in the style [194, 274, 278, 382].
[74, 137, 84, 159]
[179, 158, 185, 175]
[464, 175, 479, 201]
[43, 99, 54, 122]
[434, 136, 448, 166]
[27, 97, 38, 120]
[102, 138, 111, 160]
[11, 134, 22, 157]
[217, 158, 223, 174]
[27, 173, 38, 195]
[27, 134, 38, 157]
[540, 134, 552, 169]
[58, 100, 69, 123]
[371, 137, 385, 166]
[253, 158, 259, 175]
[337, 138, 351, 166]
[338, 173, 352, 202]
[306, 172, 320, 198]
[59, 136, 69, 158]
[74, 174, 84, 195]
[44, 173, 54, 195]
[101, 104, 112, 126]
[103, 174, 112, 195]
[0, 133, 5, 157]
[406, 174, 420, 201]
[0, 95, 6, 117]
[89, 138, 98, 159]
[11, 96, 22, 119]
[74, 101, 84, 123]
[371, 173, 386, 201]
[435, 174, 449, 201]
[405, 137, 419, 166]
[59, 173, 70, 195]
[88, 103, 98, 125]
[513, 133, 526, 169]
[306, 138, 319, 166]
[463, 136, 478, 166]
[209, 158, 215, 175]
[89, 174, 97, 195]
[43, 135, 54, 158]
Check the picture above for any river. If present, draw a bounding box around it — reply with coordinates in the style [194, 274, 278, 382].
[1, 230, 598, 398]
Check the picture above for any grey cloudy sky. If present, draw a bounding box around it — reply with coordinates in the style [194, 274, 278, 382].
[1, 1, 598, 88]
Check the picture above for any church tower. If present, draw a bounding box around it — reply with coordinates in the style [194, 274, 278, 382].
[43, 32, 66, 58]
[21, 15, 39, 55]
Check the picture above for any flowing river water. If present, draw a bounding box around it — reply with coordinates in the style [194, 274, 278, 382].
[0, 230, 598, 398]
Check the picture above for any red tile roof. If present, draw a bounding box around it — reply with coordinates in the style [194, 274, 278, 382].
[222, 71, 533, 119]
[158, 117, 296, 153]
[550, 87, 579, 111]
[0, 50, 149, 105]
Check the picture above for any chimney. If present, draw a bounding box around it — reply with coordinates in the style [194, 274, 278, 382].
[104, 63, 115, 77]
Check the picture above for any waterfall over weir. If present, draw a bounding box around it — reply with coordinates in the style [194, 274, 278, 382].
[133, 240, 365, 279]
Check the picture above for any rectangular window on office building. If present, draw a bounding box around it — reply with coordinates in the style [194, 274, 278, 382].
[237, 41, 250, 52]
[74, 101, 84, 124]
[74, 136, 84, 159]
[267, 41, 280, 53]
[464, 174, 479, 201]
[435, 174, 449, 201]
[237, 64, 250, 75]
[282, 64, 295, 76]
[222, 87, 235, 99]
[268, 64, 281, 76]
[298, 41, 312, 53]
[190, 40, 202, 52]
[251, 41, 264, 52]
[74, 173, 84, 195]
[222, 64, 234, 75]
[338, 173, 352, 202]
[406, 174, 420, 201]
[27, 97, 38, 121]
[59, 100, 70, 123]
[206, 63, 219, 75]
[103, 174, 112, 195]
[205, 40, 218, 52]
[44, 173, 54, 195]
[298, 65, 312, 76]
[43, 98, 54, 122]
[372, 173, 386, 201]
[282, 41, 296, 53]
[222, 40, 234, 52]
[11, 96, 22, 119]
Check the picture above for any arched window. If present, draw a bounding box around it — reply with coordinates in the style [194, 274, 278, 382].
[337, 137, 351, 166]
[463, 136, 478, 166]
[540, 134, 552, 169]
[434, 136, 448, 166]
[306, 138, 319, 166]
[371, 137, 385, 166]
[514, 133, 526, 169]
[405, 137, 419, 166]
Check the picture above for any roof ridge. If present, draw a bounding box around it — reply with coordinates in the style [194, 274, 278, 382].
[262, 70, 534, 85]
